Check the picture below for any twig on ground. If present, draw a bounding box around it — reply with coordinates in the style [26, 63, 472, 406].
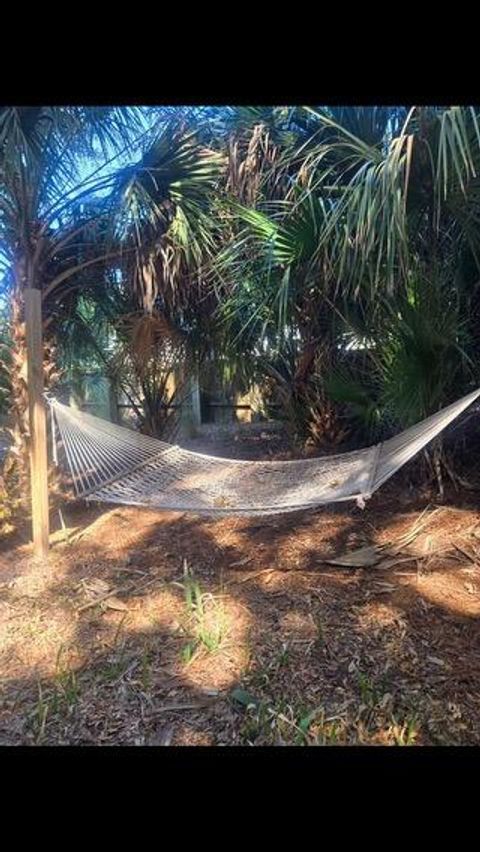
[225, 568, 277, 586]
[453, 542, 478, 565]
[77, 586, 126, 613]
[149, 699, 219, 714]
[77, 575, 163, 613]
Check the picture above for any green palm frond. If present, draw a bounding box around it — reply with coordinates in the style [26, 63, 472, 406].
[107, 120, 224, 313]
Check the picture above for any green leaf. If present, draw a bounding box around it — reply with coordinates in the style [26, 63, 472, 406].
[231, 687, 261, 709]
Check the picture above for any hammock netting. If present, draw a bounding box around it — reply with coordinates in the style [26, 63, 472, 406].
[49, 388, 480, 517]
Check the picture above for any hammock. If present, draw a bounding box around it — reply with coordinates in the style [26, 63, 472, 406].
[48, 388, 480, 517]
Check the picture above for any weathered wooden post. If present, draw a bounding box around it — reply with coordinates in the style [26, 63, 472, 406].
[24, 288, 49, 558]
[190, 371, 202, 428]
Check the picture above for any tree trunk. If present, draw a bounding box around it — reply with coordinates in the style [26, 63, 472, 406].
[6, 280, 59, 511]
[7, 283, 31, 505]
[25, 288, 49, 557]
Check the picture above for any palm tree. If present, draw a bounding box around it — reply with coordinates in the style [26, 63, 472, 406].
[109, 116, 224, 316]
[211, 112, 346, 444]
[51, 116, 225, 438]
[0, 106, 149, 496]
[214, 106, 480, 465]
[299, 107, 480, 410]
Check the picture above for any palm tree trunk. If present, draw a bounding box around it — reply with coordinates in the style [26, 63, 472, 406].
[292, 305, 345, 447]
[8, 282, 31, 504]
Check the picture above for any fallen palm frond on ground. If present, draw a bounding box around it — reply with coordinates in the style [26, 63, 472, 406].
[324, 506, 447, 569]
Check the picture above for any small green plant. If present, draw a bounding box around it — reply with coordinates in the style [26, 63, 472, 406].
[112, 613, 128, 647]
[33, 682, 49, 744]
[56, 670, 79, 710]
[276, 642, 290, 668]
[54, 646, 80, 711]
[238, 700, 274, 744]
[316, 719, 343, 745]
[294, 706, 344, 745]
[246, 667, 271, 690]
[179, 562, 228, 663]
[233, 690, 339, 746]
[296, 706, 323, 744]
[231, 687, 275, 743]
[391, 714, 419, 746]
[313, 614, 325, 647]
[98, 647, 129, 683]
[358, 671, 378, 707]
[181, 642, 196, 664]
[239, 709, 266, 743]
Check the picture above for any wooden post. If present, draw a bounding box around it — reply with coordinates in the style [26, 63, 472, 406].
[108, 379, 119, 424]
[190, 372, 202, 427]
[25, 288, 49, 559]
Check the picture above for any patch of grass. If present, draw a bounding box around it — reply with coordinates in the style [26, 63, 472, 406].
[245, 667, 271, 690]
[97, 650, 130, 683]
[390, 714, 419, 745]
[276, 642, 290, 668]
[112, 613, 129, 647]
[289, 705, 346, 746]
[53, 646, 80, 713]
[357, 671, 378, 707]
[95, 617, 132, 684]
[233, 687, 343, 746]
[250, 642, 293, 684]
[238, 700, 276, 744]
[27, 649, 80, 741]
[232, 685, 277, 743]
[181, 641, 196, 664]
[32, 682, 49, 744]
[178, 562, 228, 663]
[315, 719, 344, 745]
[295, 706, 324, 744]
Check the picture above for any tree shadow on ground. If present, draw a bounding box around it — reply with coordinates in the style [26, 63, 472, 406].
[1, 475, 480, 746]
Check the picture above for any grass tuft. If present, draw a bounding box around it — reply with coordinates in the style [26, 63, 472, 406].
[178, 561, 229, 664]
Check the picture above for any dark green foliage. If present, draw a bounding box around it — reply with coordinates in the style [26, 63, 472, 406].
[4, 105, 480, 484]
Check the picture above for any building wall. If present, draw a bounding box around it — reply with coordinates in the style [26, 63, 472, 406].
[69, 367, 267, 434]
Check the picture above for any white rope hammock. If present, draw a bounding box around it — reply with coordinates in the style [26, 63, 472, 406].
[48, 388, 480, 516]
